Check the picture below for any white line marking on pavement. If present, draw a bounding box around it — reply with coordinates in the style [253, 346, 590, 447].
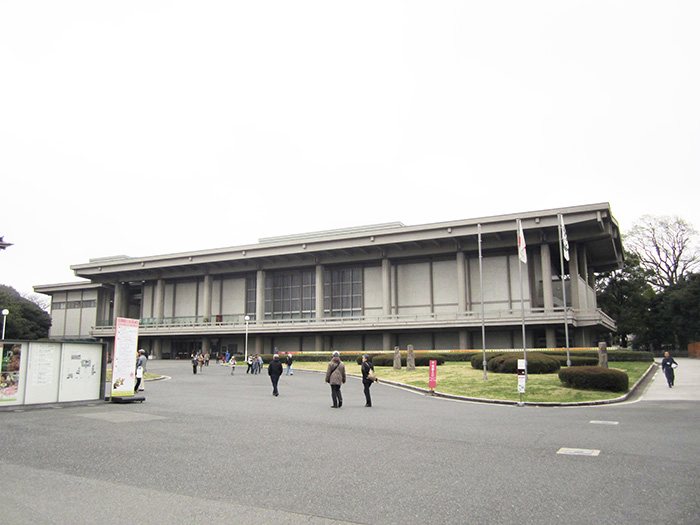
[557, 448, 601, 456]
[589, 420, 619, 425]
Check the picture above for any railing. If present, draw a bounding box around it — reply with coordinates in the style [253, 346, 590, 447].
[92, 307, 615, 334]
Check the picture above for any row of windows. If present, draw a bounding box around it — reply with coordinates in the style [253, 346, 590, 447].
[255, 267, 363, 320]
[52, 300, 97, 310]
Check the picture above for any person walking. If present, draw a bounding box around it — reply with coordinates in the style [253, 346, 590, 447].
[268, 354, 283, 396]
[361, 354, 377, 407]
[246, 355, 253, 374]
[325, 351, 346, 408]
[191, 353, 198, 375]
[661, 351, 678, 388]
[197, 353, 205, 373]
[230, 356, 236, 375]
[285, 353, 294, 375]
[134, 349, 147, 392]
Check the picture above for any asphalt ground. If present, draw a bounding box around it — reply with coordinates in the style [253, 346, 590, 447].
[1, 358, 698, 524]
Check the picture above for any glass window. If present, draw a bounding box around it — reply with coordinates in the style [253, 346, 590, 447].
[324, 266, 363, 318]
[265, 269, 315, 320]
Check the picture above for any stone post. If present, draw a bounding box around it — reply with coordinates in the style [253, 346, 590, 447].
[407, 344, 416, 371]
[598, 341, 608, 369]
[393, 346, 401, 370]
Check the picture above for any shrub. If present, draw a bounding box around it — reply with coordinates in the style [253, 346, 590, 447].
[470, 353, 504, 370]
[487, 352, 560, 374]
[558, 366, 629, 392]
[550, 356, 599, 367]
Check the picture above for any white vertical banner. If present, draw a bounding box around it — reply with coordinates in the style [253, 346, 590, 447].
[111, 317, 139, 397]
[517, 219, 528, 264]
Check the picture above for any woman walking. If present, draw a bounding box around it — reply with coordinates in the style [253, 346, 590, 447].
[325, 351, 346, 408]
[361, 354, 377, 407]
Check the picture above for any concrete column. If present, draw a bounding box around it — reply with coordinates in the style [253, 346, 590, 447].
[315, 264, 324, 319]
[456, 251, 467, 312]
[315, 334, 324, 352]
[382, 258, 391, 316]
[203, 274, 212, 321]
[546, 327, 556, 349]
[113, 283, 126, 324]
[255, 336, 263, 354]
[569, 244, 580, 310]
[255, 270, 265, 322]
[153, 339, 163, 359]
[155, 279, 165, 320]
[459, 330, 468, 350]
[579, 245, 589, 283]
[383, 332, 392, 351]
[540, 244, 554, 311]
[201, 337, 210, 356]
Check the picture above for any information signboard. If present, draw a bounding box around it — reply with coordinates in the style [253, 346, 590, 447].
[429, 360, 437, 390]
[517, 359, 527, 394]
[111, 317, 139, 398]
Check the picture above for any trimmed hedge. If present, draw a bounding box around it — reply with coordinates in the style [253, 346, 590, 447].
[542, 350, 653, 363]
[559, 366, 629, 392]
[486, 352, 561, 374]
[550, 356, 599, 367]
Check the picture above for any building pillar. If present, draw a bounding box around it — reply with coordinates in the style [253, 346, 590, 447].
[315, 334, 324, 352]
[459, 329, 469, 350]
[255, 270, 265, 322]
[569, 244, 580, 310]
[383, 332, 392, 351]
[540, 244, 554, 311]
[315, 264, 324, 318]
[546, 327, 556, 349]
[155, 279, 165, 321]
[457, 251, 467, 312]
[203, 274, 212, 321]
[201, 337, 210, 356]
[113, 283, 127, 324]
[153, 339, 163, 359]
[382, 258, 391, 316]
[255, 336, 264, 354]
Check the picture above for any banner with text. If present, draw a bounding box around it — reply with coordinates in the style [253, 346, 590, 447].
[111, 317, 139, 397]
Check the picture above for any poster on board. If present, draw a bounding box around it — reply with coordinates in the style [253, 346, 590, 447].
[111, 317, 139, 397]
[59, 343, 103, 402]
[0, 342, 23, 403]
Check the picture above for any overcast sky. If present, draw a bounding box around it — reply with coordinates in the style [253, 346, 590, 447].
[1, 1, 699, 297]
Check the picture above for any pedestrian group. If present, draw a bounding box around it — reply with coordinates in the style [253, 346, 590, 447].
[186, 348, 379, 406]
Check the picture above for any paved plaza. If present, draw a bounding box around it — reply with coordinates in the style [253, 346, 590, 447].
[1, 357, 698, 524]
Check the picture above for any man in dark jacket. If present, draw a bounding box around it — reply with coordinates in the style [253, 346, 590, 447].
[268, 354, 284, 396]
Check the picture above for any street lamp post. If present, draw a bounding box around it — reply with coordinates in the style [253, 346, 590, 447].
[244, 315, 250, 362]
[1, 309, 8, 340]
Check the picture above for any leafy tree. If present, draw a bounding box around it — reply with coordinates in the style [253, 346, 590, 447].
[596, 253, 655, 347]
[654, 273, 700, 350]
[625, 215, 699, 289]
[0, 285, 52, 340]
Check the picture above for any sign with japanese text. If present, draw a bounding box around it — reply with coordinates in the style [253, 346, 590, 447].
[111, 318, 139, 397]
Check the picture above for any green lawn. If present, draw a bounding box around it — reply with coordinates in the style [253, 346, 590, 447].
[296, 361, 652, 403]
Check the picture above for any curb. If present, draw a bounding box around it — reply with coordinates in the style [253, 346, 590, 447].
[336, 363, 658, 407]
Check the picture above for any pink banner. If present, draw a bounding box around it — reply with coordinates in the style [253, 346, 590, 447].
[429, 360, 437, 389]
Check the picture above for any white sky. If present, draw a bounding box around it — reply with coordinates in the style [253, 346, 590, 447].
[1, 1, 699, 297]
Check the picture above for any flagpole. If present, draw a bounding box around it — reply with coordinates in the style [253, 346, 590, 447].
[517, 219, 527, 374]
[558, 214, 571, 367]
[478, 223, 487, 380]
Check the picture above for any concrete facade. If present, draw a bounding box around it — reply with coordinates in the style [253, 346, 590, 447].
[35, 203, 623, 358]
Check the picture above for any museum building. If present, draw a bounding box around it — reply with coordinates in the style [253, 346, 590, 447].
[34, 203, 623, 359]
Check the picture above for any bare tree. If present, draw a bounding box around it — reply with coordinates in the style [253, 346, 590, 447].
[625, 215, 699, 289]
